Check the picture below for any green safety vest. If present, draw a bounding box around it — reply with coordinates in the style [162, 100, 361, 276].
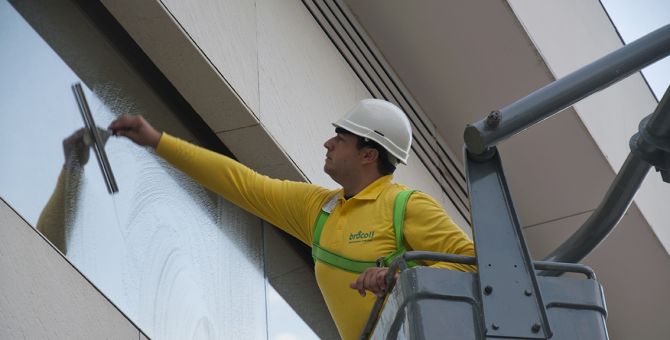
[311, 189, 419, 273]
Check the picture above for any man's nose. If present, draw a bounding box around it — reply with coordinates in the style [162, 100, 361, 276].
[324, 137, 334, 150]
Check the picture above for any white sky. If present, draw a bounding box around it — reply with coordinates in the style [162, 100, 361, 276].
[601, 0, 670, 99]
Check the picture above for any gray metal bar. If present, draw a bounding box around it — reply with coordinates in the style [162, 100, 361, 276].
[403, 251, 477, 265]
[542, 152, 649, 266]
[533, 261, 595, 280]
[465, 24, 670, 155]
[467, 147, 550, 339]
[398, 252, 596, 280]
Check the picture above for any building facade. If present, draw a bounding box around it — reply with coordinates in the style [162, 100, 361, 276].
[1, 0, 669, 339]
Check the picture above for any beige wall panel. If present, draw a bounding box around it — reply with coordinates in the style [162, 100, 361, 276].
[217, 124, 305, 182]
[499, 107, 615, 227]
[344, 0, 553, 166]
[523, 206, 670, 340]
[523, 211, 589, 260]
[160, 0, 260, 115]
[508, 0, 670, 253]
[0, 199, 141, 339]
[100, 0, 257, 133]
[257, 0, 369, 189]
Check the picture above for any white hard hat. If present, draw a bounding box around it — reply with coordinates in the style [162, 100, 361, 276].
[333, 99, 412, 165]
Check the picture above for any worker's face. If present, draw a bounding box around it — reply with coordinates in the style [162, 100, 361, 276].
[323, 130, 363, 182]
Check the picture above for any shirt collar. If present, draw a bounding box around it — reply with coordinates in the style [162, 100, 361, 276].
[340, 175, 393, 201]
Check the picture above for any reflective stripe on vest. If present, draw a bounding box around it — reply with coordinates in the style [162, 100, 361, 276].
[311, 189, 417, 273]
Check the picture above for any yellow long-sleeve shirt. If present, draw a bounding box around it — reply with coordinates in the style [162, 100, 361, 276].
[36, 165, 83, 254]
[156, 133, 475, 339]
[37, 167, 70, 253]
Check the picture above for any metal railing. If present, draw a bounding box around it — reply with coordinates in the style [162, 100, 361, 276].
[360, 251, 598, 339]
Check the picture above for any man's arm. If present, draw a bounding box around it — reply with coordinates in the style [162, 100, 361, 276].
[403, 192, 476, 272]
[108, 115, 332, 244]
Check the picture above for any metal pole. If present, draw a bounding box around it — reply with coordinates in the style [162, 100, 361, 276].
[465, 24, 670, 155]
[541, 152, 649, 267]
[543, 86, 670, 267]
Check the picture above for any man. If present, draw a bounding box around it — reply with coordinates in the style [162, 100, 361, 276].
[109, 99, 475, 339]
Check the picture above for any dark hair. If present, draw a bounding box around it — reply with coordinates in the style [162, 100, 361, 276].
[335, 127, 396, 175]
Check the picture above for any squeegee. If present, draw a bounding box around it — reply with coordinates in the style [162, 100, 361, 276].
[71, 82, 118, 194]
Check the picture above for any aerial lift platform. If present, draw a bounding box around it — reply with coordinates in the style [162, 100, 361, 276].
[361, 24, 670, 340]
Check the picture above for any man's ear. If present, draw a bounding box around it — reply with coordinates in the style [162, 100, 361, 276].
[360, 147, 379, 165]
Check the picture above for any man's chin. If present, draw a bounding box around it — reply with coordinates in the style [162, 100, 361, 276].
[323, 165, 336, 179]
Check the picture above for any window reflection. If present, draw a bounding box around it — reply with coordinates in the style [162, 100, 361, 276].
[36, 127, 109, 254]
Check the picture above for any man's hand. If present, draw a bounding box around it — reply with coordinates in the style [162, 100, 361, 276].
[108, 115, 161, 148]
[63, 128, 90, 165]
[349, 267, 396, 298]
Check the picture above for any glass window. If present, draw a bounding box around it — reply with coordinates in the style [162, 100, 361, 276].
[1, 1, 316, 339]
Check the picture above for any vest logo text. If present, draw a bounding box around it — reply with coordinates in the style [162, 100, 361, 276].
[349, 230, 375, 243]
